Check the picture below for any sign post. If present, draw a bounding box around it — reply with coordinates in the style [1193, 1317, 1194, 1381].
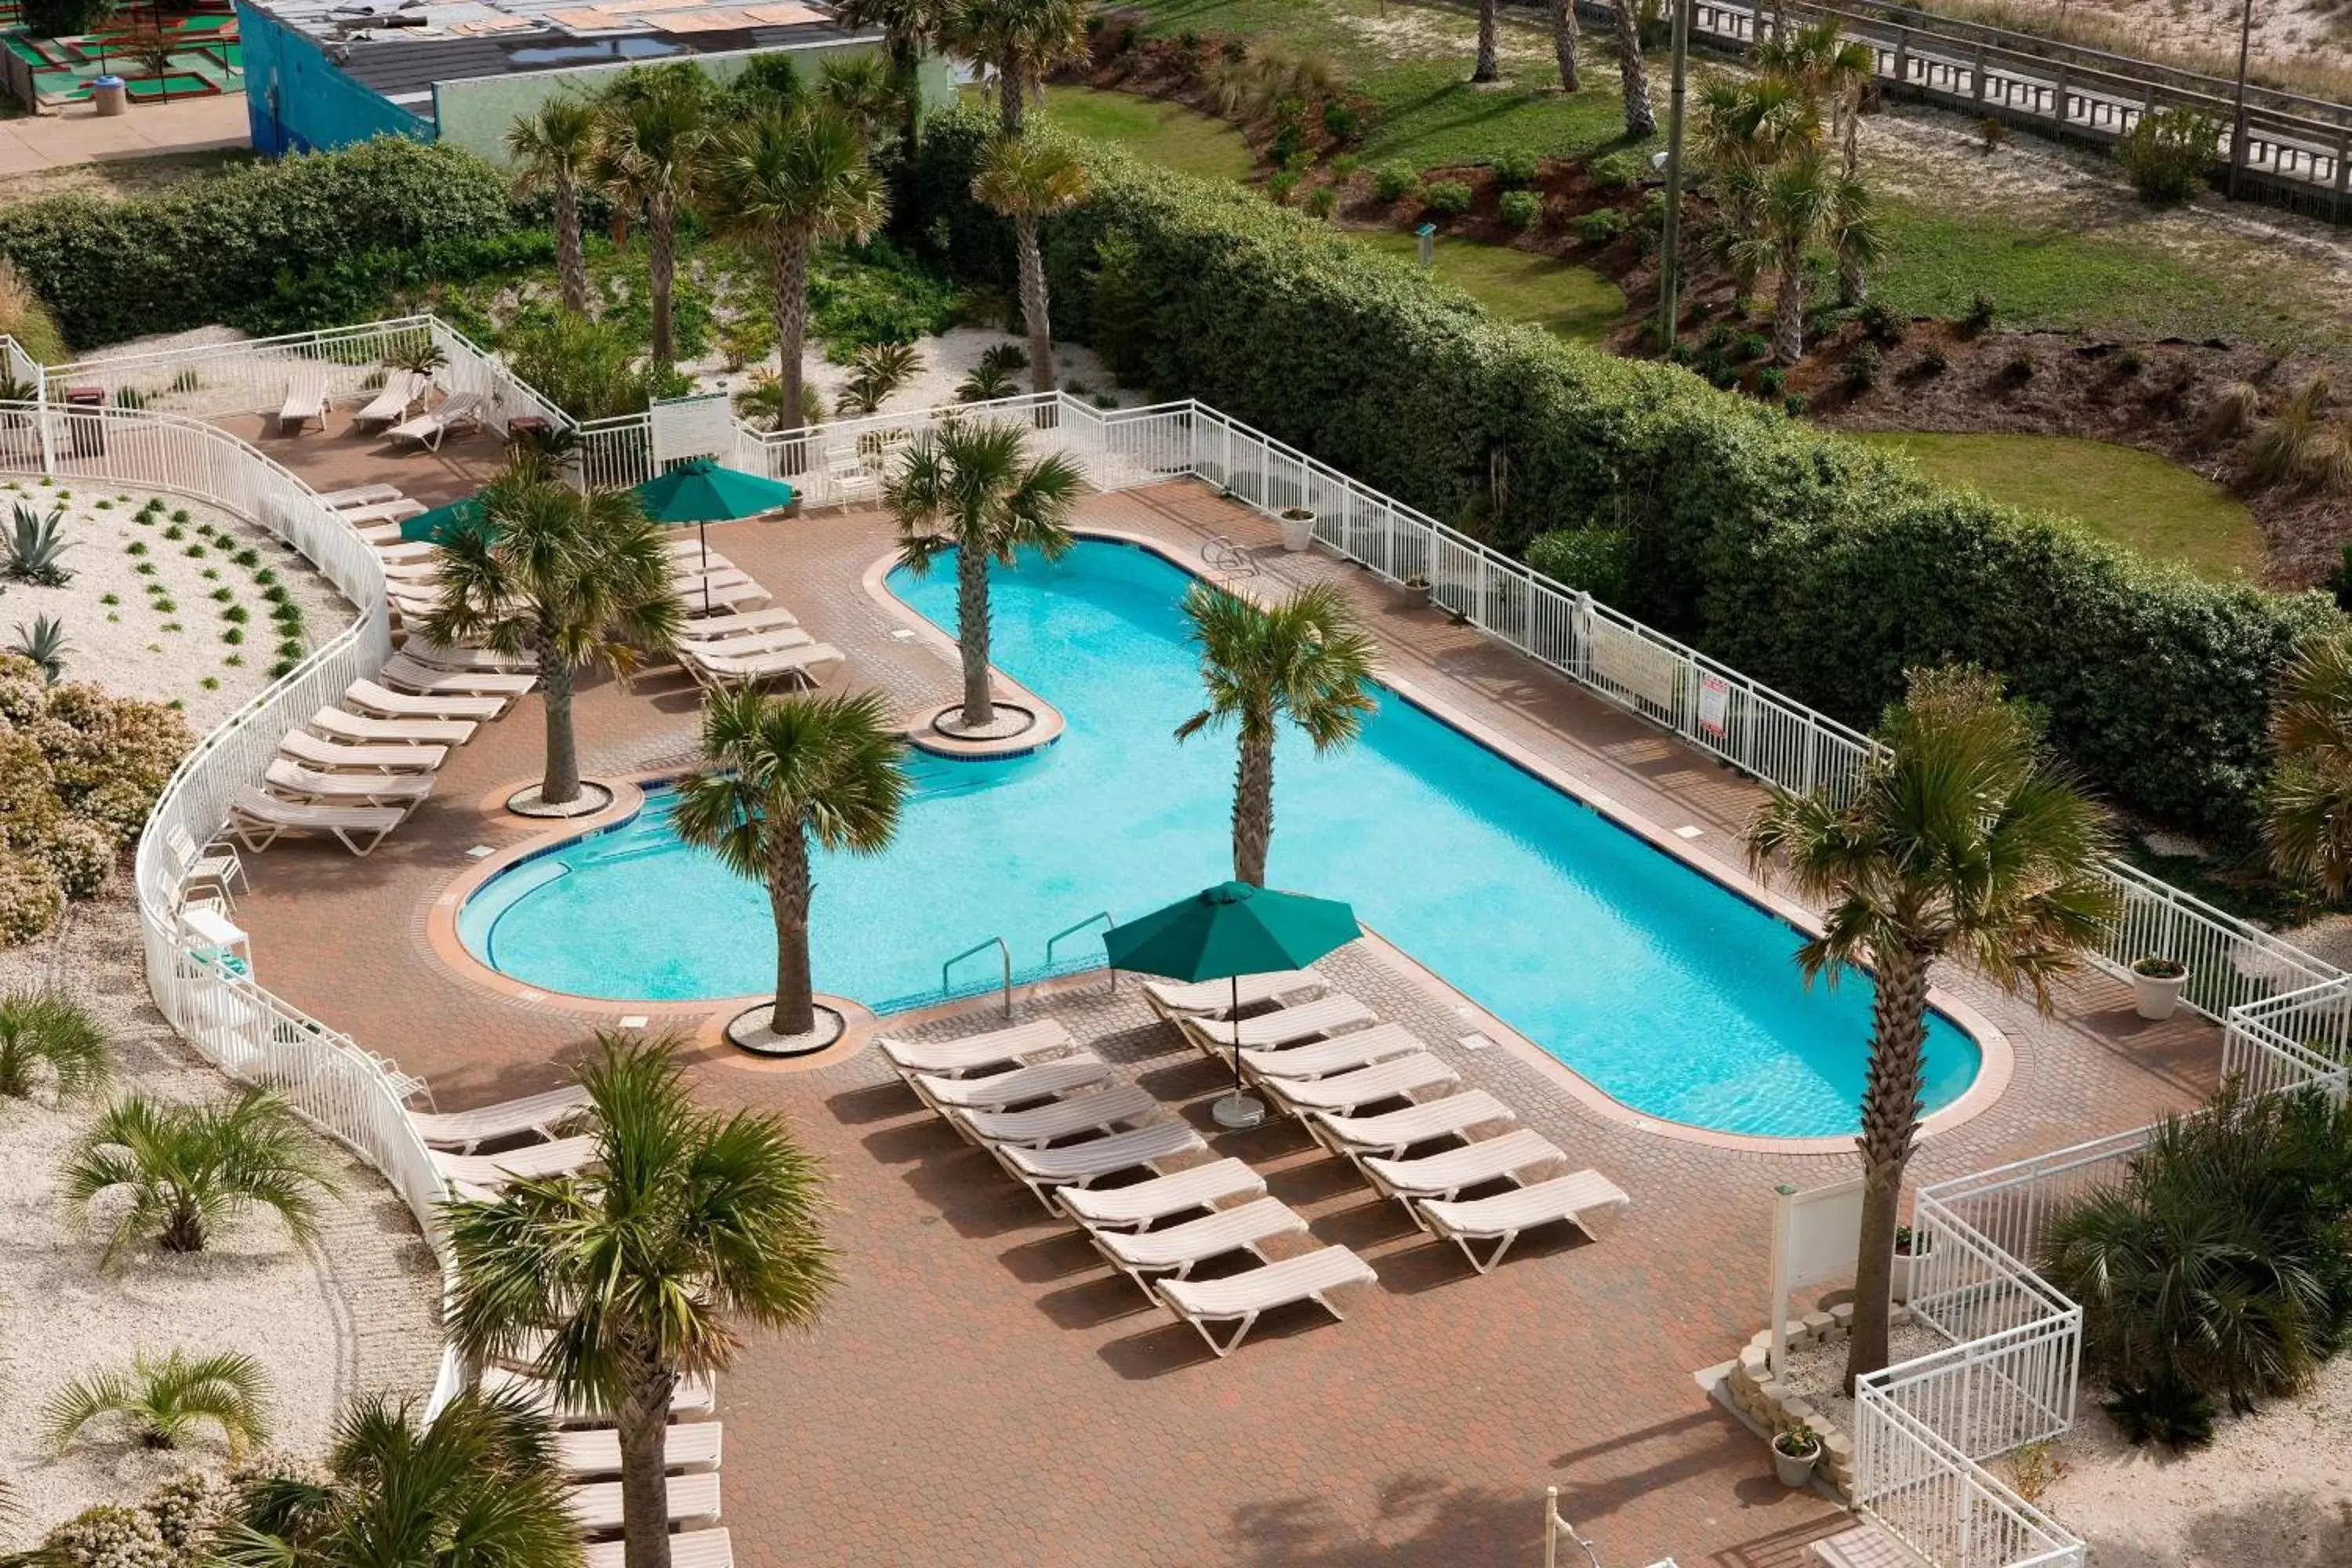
[1765, 1177, 1865, 1373]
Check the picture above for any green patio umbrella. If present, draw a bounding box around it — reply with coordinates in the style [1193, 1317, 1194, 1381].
[636, 458, 799, 614]
[395, 494, 492, 546]
[1102, 881, 1362, 1130]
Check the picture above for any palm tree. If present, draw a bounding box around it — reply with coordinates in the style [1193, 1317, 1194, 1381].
[1746, 665, 2116, 1391]
[1755, 17, 1874, 176]
[421, 470, 684, 809]
[63, 1087, 340, 1266]
[706, 104, 887, 438]
[1730, 145, 1833, 365]
[835, 0, 947, 148]
[890, 419, 1085, 729]
[818, 50, 900, 143]
[672, 695, 908, 1036]
[1828, 172, 1885, 307]
[971, 134, 1089, 397]
[1472, 0, 1502, 83]
[594, 71, 707, 375]
[1696, 74, 1820, 297]
[45, 1348, 269, 1454]
[0, 987, 107, 1101]
[1548, 0, 1581, 93]
[953, 0, 1088, 137]
[2265, 629, 2352, 898]
[1611, 0, 1654, 136]
[444, 1034, 837, 1568]
[214, 1388, 580, 1568]
[507, 96, 601, 316]
[1174, 583, 1379, 888]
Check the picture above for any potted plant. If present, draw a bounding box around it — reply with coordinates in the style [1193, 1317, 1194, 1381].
[1893, 1223, 1932, 1303]
[1278, 505, 1316, 553]
[1402, 572, 1434, 606]
[2130, 955, 2187, 1021]
[1772, 1423, 1822, 1488]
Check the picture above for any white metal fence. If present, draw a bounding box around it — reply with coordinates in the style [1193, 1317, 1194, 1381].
[1850, 1399, 2084, 1568]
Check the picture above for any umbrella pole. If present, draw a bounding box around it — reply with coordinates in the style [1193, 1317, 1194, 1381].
[699, 519, 711, 614]
[1212, 971, 1265, 1131]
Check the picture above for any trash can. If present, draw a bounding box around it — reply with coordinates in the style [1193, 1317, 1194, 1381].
[64, 386, 104, 458]
[90, 75, 127, 118]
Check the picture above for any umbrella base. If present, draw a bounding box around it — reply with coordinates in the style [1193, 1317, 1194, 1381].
[1210, 1091, 1267, 1131]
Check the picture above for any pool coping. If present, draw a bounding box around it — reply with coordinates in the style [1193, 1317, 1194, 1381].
[420, 524, 2013, 1149]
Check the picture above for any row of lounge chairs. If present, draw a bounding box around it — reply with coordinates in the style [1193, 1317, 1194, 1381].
[399, 1080, 732, 1566]
[278, 363, 483, 452]
[877, 1017, 1376, 1358]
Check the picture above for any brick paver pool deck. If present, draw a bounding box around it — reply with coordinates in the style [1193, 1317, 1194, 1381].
[221, 434, 2221, 1568]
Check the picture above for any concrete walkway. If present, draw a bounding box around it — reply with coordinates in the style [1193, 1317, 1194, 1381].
[0, 94, 245, 177]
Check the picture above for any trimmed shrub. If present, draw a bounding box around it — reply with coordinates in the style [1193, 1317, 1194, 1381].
[1497, 190, 1542, 230]
[898, 108, 2338, 832]
[2118, 107, 2220, 204]
[1571, 206, 1626, 244]
[0, 849, 63, 947]
[1321, 100, 1363, 143]
[1844, 343, 1882, 392]
[1370, 162, 1417, 201]
[1492, 147, 1540, 187]
[0, 137, 515, 349]
[1420, 180, 1473, 216]
[1588, 149, 1646, 191]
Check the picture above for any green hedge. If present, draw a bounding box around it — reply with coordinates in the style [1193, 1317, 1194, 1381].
[899, 107, 2335, 832]
[0, 137, 517, 350]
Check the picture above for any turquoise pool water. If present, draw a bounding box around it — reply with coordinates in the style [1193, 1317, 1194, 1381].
[460, 539, 1980, 1138]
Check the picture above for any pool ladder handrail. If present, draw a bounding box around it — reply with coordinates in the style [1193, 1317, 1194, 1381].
[942, 935, 1014, 1021]
[1044, 910, 1116, 992]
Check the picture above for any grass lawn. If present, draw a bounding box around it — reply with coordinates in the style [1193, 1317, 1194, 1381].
[1352, 230, 1624, 343]
[1038, 85, 1256, 181]
[1852, 431, 2265, 581]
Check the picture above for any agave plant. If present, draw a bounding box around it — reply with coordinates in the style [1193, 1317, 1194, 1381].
[978, 341, 1029, 378]
[12, 612, 67, 684]
[45, 1348, 270, 1454]
[733, 368, 823, 434]
[834, 340, 927, 416]
[62, 1087, 341, 1265]
[384, 336, 449, 378]
[0, 988, 108, 1101]
[4, 501, 71, 586]
[956, 361, 1018, 404]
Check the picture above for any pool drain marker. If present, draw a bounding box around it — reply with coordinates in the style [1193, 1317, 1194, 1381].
[466, 844, 494, 858]
[1457, 1032, 1494, 1052]
[1674, 824, 1704, 840]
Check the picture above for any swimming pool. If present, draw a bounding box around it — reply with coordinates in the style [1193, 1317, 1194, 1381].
[459, 539, 1981, 1138]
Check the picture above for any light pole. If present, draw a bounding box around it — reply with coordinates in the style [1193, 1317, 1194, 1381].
[2227, 0, 2254, 198]
[1655, 0, 1693, 352]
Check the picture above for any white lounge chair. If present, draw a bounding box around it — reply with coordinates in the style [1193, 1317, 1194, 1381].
[407, 1084, 592, 1152]
[958, 1084, 1160, 1151]
[318, 483, 405, 510]
[165, 822, 245, 906]
[1142, 969, 1325, 1021]
[567, 1470, 720, 1534]
[353, 368, 426, 430]
[557, 1421, 723, 1477]
[386, 391, 484, 452]
[677, 608, 800, 639]
[1060, 1158, 1269, 1233]
[877, 1018, 1076, 1083]
[345, 678, 507, 722]
[342, 498, 428, 527]
[432, 1134, 599, 1191]
[1153, 1246, 1377, 1357]
[1417, 1170, 1631, 1272]
[996, 1120, 1209, 1214]
[1240, 1022, 1421, 1083]
[278, 729, 446, 775]
[375, 540, 441, 565]
[911, 1055, 1109, 1115]
[683, 641, 845, 691]
[478, 1364, 715, 1425]
[1261, 1053, 1459, 1119]
[401, 638, 535, 674]
[311, 705, 477, 746]
[278, 363, 328, 434]
[586, 1530, 731, 1568]
[1090, 1196, 1310, 1302]
[1305, 1089, 1517, 1163]
[1359, 1128, 1570, 1210]
[1180, 993, 1374, 1054]
[227, 786, 406, 856]
[379, 652, 535, 698]
[668, 579, 773, 615]
[263, 757, 433, 808]
[684, 628, 811, 659]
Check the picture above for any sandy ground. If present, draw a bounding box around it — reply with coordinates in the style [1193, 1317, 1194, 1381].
[0, 891, 442, 1552]
[680, 324, 1146, 422]
[2, 478, 353, 730]
[1962, 0, 2352, 87]
[2040, 1362, 2352, 1565]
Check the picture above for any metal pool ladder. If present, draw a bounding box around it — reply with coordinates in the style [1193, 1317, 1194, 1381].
[942, 935, 1013, 1020]
[1045, 910, 1116, 992]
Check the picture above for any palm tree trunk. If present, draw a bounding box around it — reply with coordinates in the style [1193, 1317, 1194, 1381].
[896, 45, 924, 151]
[540, 633, 582, 806]
[1473, 0, 1501, 82]
[1838, 253, 1867, 308]
[162, 1199, 204, 1253]
[1551, 0, 1581, 91]
[999, 62, 1026, 137]
[1233, 732, 1274, 887]
[772, 233, 813, 435]
[648, 187, 678, 375]
[616, 1358, 679, 1568]
[554, 176, 590, 317]
[1014, 215, 1054, 397]
[955, 532, 996, 727]
[766, 832, 818, 1036]
[1611, 0, 1655, 136]
[1845, 942, 1934, 1394]
[1773, 243, 1805, 365]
